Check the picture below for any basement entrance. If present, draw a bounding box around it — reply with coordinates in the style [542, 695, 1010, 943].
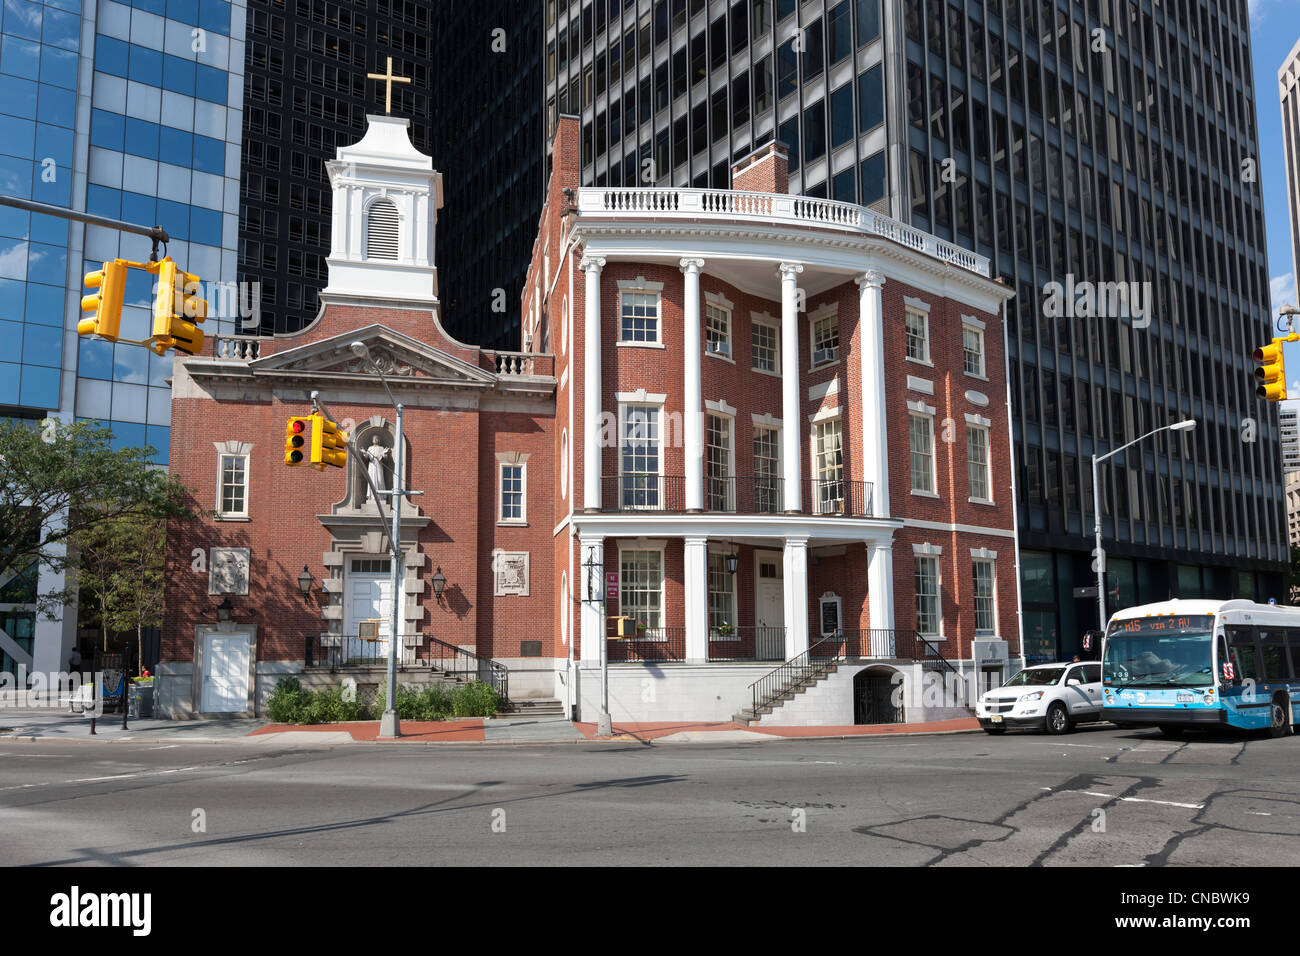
[854, 669, 903, 725]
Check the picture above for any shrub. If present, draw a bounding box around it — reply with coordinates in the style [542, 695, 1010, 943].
[452, 680, 501, 717]
[267, 677, 368, 724]
[373, 680, 500, 719]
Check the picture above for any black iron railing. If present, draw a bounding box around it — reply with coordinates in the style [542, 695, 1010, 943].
[705, 476, 785, 514]
[815, 628, 897, 659]
[748, 636, 845, 716]
[601, 473, 686, 512]
[606, 626, 686, 662]
[810, 479, 875, 517]
[305, 633, 509, 702]
[707, 625, 787, 661]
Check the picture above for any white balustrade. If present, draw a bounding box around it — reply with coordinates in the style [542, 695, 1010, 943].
[577, 187, 990, 276]
[212, 336, 262, 361]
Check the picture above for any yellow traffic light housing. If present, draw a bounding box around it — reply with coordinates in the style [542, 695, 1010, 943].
[78, 259, 129, 341]
[148, 257, 207, 356]
[1253, 339, 1287, 402]
[310, 413, 348, 470]
[284, 416, 312, 466]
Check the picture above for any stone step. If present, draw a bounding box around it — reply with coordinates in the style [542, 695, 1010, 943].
[503, 699, 567, 717]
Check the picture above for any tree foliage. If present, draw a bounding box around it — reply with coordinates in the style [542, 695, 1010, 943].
[0, 418, 198, 618]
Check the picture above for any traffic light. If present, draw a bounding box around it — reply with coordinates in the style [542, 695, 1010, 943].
[78, 259, 129, 341]
[1253, 338, 1287, 402]
[284, 416, 312, 466]
[310, 413, 348, 470]
[148, 257, 207, 356]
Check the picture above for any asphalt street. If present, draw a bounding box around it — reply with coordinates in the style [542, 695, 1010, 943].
[0, 724, 1296, 865]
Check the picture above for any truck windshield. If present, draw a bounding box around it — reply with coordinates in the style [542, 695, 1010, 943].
[1103, 631, 1214, 688]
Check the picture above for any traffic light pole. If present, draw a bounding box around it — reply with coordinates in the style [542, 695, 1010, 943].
[0, 195, 168, 261]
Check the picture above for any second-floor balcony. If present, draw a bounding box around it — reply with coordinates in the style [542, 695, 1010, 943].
[600, 474, 875, 517]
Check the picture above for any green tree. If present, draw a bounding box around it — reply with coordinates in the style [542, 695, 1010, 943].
[1289, 545, 1300, 607]
[71, 514, 166, 666]
[0, 418, 197, 619]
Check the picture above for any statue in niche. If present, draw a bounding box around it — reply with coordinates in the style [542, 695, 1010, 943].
[364, 440, 391, 503]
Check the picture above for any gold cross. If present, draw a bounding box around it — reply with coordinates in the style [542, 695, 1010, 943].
[366, 56, 411, 115]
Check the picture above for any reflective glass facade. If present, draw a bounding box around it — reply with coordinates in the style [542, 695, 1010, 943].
[75, 0, 245, 465]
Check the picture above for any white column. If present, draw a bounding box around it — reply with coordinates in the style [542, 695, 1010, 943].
[782, 536, 809, 659]
[680, 258, 706, 511]
[779, 262, 804, 512]
[684, 535, 709, 662]
[856, 270, 889, 517]
[581, 255, 606, 511]
[868, 540, 896, 654]
[579, 536, 605, 666]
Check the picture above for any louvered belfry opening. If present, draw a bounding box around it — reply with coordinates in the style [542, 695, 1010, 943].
[366, 198, 400, 260]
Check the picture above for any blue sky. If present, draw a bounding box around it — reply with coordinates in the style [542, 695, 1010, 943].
[1250, 0, 1300, 384]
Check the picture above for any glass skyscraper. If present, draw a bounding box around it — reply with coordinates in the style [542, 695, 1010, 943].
[0, 0, 245, 675]
[547, 0, 1286, 660]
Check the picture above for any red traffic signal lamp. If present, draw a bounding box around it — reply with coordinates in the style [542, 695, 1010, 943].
[79, 259, 130, 341]
[148, 257, 208, 356]
[1253, 338, 1287, 402]
[284, 416, 312, 466]
[310, 413, 348, 470]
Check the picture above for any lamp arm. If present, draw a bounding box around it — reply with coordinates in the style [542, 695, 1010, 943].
[1094, 422, 1186, 466]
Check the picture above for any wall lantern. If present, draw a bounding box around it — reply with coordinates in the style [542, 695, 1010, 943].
[297, 566, 314, 602]
[216, 597, 234, 622]
[432, 567, 447, 598]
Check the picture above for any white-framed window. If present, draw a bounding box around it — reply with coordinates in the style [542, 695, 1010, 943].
[909, 412, 936, 493]
[966, 423, 991, 501]
[217, 453, 249, 517]
[705, 302, 732, 358]
[914, 555, 940, 635]
[972, 559, 996, 635]
[962, 324, 986, 376]
[811, 310, 839, 367]
[751, 319, 779, 373]
[706, 413, 734, 511]
[619, 404, 662, 508]
[620, 549, 664, 631]
[708, 551, 737, 637]
[499, 462, 526, 523]
[753, 425, 781, 512]
[819, 593, 843, 637]
[559, 429, 568, 500]
[813, 417, 844, 513]
[905, 307, 930, 362]
[619, 290, 660, 343]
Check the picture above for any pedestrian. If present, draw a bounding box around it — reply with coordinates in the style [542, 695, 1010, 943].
[67, 646, 82, 674]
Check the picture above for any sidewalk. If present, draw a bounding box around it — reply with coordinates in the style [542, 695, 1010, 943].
[0, 707, 979, 745]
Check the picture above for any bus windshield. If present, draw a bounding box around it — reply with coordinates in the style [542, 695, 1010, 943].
[1104, 615, 1215, 688]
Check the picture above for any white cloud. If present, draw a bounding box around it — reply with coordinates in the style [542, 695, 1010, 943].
[1250, 0, 1273, 26]
[1271, 272, 1297, 318]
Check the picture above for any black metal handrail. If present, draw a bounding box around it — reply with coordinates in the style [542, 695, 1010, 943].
[912, 631, 962, 683]
[705, 475, 785, 514]
[707, 625, 786, 661]
[304, 633, 509, 702]
[607, 626, 686, 662]
[816, 628, 897, 659]
[601, 473, 686, 511]
[748, 635, 845, 716]
[427, 634, 510, 703]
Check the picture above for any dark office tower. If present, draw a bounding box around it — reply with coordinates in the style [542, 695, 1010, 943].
[429, 4, 544, 351]
[239, 1, 542, 348]
[551, 0, 1286, 660]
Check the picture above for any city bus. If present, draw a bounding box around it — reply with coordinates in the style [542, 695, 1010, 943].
[1101, 599, 1300, 737]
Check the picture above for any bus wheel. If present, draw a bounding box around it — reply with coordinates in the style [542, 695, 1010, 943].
[1268, 694, 1292, 739]
[1157, 725, 1184, 739]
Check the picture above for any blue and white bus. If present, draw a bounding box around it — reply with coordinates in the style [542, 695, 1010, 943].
[1101, 599, 1300, 737]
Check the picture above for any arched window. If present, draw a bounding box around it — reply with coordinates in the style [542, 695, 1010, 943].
[365, 198, 400, 260]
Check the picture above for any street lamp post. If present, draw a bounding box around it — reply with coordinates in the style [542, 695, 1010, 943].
[582, 546, 611, 736]
[344, 341, 424, 739]
[1091, 418, 1197, 630]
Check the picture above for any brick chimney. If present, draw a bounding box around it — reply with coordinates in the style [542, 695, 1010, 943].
[551, 113, 581, 197]
[730, 140, 789, 194]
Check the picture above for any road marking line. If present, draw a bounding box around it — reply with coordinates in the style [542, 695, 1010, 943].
[1066, 788, 1205, 810]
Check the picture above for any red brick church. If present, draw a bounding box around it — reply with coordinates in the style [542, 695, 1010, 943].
[157, 111, 1021, 726]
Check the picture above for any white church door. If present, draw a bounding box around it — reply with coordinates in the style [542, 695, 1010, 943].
[345, 558, 393, 663]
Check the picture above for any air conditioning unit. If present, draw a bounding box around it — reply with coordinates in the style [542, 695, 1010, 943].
[708, 340, 730, 356]
[813, 347, 836, 365]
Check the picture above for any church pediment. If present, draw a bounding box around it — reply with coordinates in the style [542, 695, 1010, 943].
[246, 325, 495, 388]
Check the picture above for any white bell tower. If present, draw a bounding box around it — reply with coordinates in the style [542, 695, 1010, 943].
[323, 114, 443, 305]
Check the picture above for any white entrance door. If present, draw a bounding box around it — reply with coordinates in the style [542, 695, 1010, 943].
[201, 632, 250, 713]
[754, 551, 785, 661]
[345, 559, 393, 663]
